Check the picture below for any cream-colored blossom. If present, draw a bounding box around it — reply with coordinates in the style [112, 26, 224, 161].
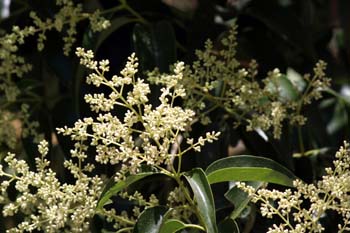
[239, 141, 350, 232]
[149, 24, 330, 139]
[0, 141, 103, 232]
[59, 48, 220, 182]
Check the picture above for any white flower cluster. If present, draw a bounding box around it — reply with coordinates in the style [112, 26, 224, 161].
[0, 0, 110, 105]
[30, 0, 110, 54]
[148, 25, 330, 139]
[0, 0, 110, 159]
[58, 48, 220, 182]
[238, 141, 350, 233]
[0, 140, 103, 232]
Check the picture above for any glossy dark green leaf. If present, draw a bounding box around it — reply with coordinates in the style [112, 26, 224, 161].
[159, 219, 201, 233]
[225, 181, 263, 220]
[159, 219, 186, 233]
[184, 168, 218, 233]
[217, 218, 240, 233]
[96, 172, 157, 210]
[205, 155, 296, 187]
[133, 206, 168, 233]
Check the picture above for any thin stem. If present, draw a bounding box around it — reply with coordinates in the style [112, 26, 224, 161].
[258, 196, 295, 230]
[100, 5, 125, 15]
[297, 125, 305, 156]
[177, 154, 182, 175]
[97, 209, 135, 226]
[295, 74, 319, 156]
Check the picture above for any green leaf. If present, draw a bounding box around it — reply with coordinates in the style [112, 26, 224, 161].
[286, 68, 306, 93]
[133, 206, 168, 233]
[159, 219, 186, 233]
[205, 155, 296, 187]
[266, 74, 299, 102]
[278, 74, 299, 101]
[96, 172, 157, 210]
[184, 168, 218, 233]
[225, 181, 263, 220]
[159, 219, 202, 233]
[134, 209, 202, 233]
[217, 218, 240, 233]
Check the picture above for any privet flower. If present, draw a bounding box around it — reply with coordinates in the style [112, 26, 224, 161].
[0, 0, 110, 162]
[238, 141, 350, 233]
[30, 0, 110, 54]
[0, 140, 103, 232]
[0, 0, 110, 93]
[59, 48, 220, 181]
[53, 48, 220, 231]
[149, 24, 330, 139]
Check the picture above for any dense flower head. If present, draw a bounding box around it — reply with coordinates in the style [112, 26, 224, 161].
[149, 25, 330, 139]
[0, 9, 336, 232]
[58, 48, 220, 181]
[0, 0, 110, 160]
[238, 141, 350, 233]
[0, 140, 103, 232]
